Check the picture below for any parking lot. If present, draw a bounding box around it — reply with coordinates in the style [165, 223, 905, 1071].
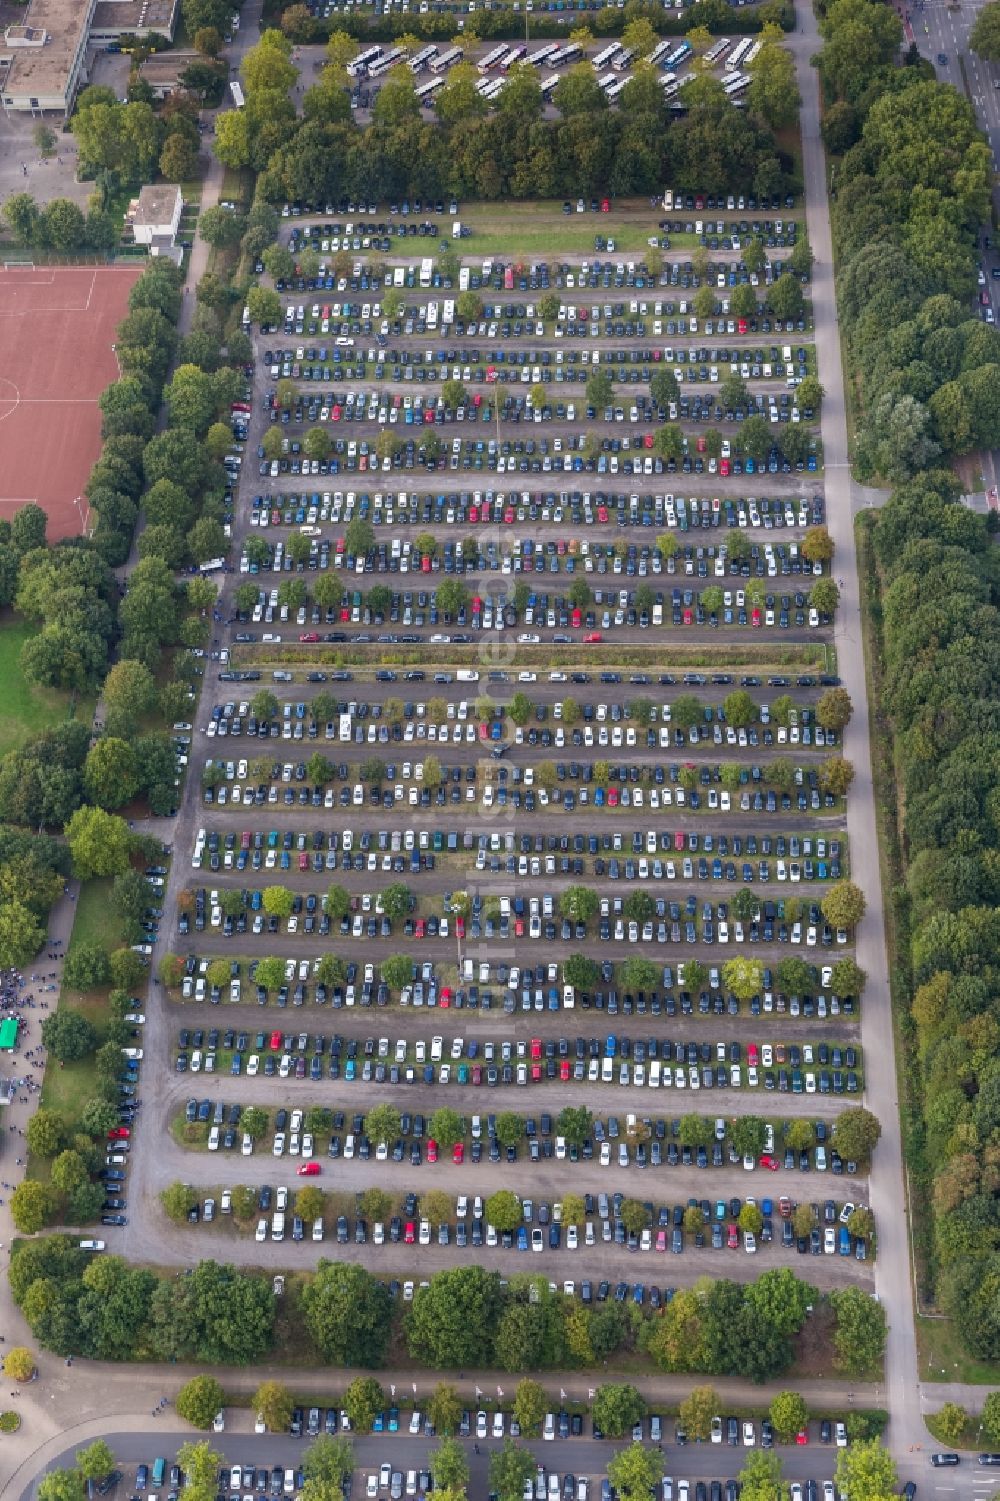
[112, 191, 882, 1331]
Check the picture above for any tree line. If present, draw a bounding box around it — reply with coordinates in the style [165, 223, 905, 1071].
[870, 474, 1000, 1359]
[816, 0, 998, 481]
[212, 27, 796, 204]
[274, 0, 793, 45]
[9, 1241, 884, 1380]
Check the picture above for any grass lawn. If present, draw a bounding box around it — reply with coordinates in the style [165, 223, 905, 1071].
[916, 1310, 1000, 1388]
[66, 878, 121, 957]
[31, 878, 126, 1158]
[0, 617, 93, 757]
[463, 201, 668, 256]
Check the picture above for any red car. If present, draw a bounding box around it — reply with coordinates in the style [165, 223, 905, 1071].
[583, 631, 603, 643]
[455, 917, 465, 939]
[297, 1161, 321, 1176]
[796, 1431, 809, 1446]
[269, 1030, 283, 1050]
[760, 1154, 779, 1172]
[440, 987, 453, 1007]
[404, 1221, 416, 1244]
[727, 1223, 739, 1249]
[560, 1059, 571, 1081]
[108, 1126, 130, 1140]
[452, 1143, 464, 1164]
[747, 1043, 759, 1067]
[299, 632, 319, 643]
[427, 1139, 438, 1163]
[530, 1038, 542, 1060]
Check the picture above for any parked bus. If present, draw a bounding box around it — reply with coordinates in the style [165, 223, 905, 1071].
[367, 46, 405, 77]
[229, 80, 244, 107]
[646, 38, 673, 66]
[722, 70, 750, 95]
[528, 42, 560, 66]
[415, 76, 445, 102]
[347, 44, 382, 77]
[663, 40, 693, 68]
[704, 36, 732, 64]
[478, 43, 509, 72]
[539, 72, 560, 97]
[430, 45, 463, 72]
[743, 38, 762, 65]
[409, 44, 439, 71]
[548, 42, 583, 66]
[592, 41, 623, 68]
[727, 37, 754, 68]
[613, 46, 635, 70]
[605, 77, 627, 100]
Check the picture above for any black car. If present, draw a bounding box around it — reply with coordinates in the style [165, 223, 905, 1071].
[101, 1214, 127, 1226]
[931, 1456, 960, 1468]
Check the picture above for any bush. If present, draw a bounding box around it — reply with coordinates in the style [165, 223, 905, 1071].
[0, 1411, 20, 1433]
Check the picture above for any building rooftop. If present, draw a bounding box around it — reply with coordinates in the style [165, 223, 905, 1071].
[139, 47, 198, 82]
[2, 0, 94, 101]
[91, 0, 178, 37]
[130, 182, 181, 227]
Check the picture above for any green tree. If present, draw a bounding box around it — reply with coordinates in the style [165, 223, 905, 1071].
[606, 1444, 663, 1501]
[592, 1385, 647, 1439]
[76, 1442, 117, 1482]
[817, 687, 853, 731]
[10, 1179, 53, 1234]
[428, 1382, 463, 1437]
[835, 1440, 896, 1498]
[587, 370, 614, 409]
[365, 1104, 401, 1145]
[343, 1377, 384, 1434]
[512, 1378, 548, 1437]
[41, 1010, 97, 1062]
[738, 1451, 784, 1501]
[822, 881, 866, 929]
[769, 1391, 808, 1442]
[832, 1107, 881, 1162]
[240, 1107, 269, 1141]
[970, 1, 1000, 58]
[678, 1385, 717, 1441]
[301, 1263, 392, 1367]
[302, 1436, 354, 1494]
[489, 1444, 535, 1501]
[981, 1391, 1000, 1444]
[556, 1106, 593, 1147]
[722, 957, 763, 1002]
[25, 1109, 66, 1158]
[406, 1266, 501, 1368]
[830, 1288, 887, 1375]
[38, 1471, 85, 1501]
[431, 1437, 469, 1493]
[254, 1381, 293, 1434]
[160, 1181, 198, 1223]
[485, 1190, 522, 1232]
[177, 1375, 224, 1430]
[65, 806, 132, 879]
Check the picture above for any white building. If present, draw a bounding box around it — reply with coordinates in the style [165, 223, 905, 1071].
[129, 183, 182, 246]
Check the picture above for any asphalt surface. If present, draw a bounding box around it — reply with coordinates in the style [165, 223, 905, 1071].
[785, 0, 920, 1459]
[22, 1430, 843, 1501]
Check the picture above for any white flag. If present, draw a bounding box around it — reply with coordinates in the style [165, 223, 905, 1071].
[476, 1387, 483, 1399]
[497, 1386, 504, 1398]
[588, 1389, 595, 1401]
[412, 1382, 418, 1395]
[560, 1389, 566, 1400]
[390, 1385, 396, 1398]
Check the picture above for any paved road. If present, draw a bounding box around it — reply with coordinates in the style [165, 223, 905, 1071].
[786, 1, 921, 1458]
[21, 1428, 842, 1501]
[24, 1424, 852, 1501]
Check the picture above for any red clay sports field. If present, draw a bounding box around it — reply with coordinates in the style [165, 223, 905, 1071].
[0, 265, 141, 541]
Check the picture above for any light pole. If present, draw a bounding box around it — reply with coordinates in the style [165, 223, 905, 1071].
[72, 495, 89, 536]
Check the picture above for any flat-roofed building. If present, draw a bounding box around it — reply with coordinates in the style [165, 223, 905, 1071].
[0, 0, 97, 116]
[128, 182, 182, 245]
[90, 0, 179, 45]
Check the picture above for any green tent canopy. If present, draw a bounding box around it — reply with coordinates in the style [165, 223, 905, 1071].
[0, 1018, 18, 1051]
